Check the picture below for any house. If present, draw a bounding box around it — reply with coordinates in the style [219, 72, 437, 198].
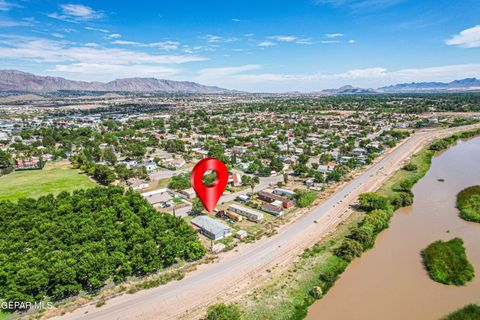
[171, 159, 186, 168]
[142, 189, 173, 208]
[15, 157, 43, 170]
[258, 191, 294, 208]
[351, 148, 367, 156]
[191, 215, 232, 240]
[272, 188, 295, 198]
[317, 162, 336, 174]
[236, 195, 249, 203]
[236, 230, 248, 240]
[127, 179, 149, 191]
[228, 204, 264, 222]
[229, 172, 242, 187]
[261, 203, 284, 216]
[144, 161, 157, 172]
[178, 188, 196, 199]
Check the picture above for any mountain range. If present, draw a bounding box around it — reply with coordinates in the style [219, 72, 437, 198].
[320, 78, 480, 94]
[1, 69, 480, 94]
[0, 70, 230, 93]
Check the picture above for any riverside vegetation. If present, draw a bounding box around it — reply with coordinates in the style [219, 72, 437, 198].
[421, 238, 474, 285]
[206, 128, 480, 320]
[456, 185, 480, 223]
[442, 304, 480, 320]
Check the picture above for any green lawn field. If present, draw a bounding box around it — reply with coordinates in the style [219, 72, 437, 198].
[0, 161, 97, 202]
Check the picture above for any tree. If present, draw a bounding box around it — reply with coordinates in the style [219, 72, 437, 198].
[0, 149, 13, 174]
[93, 165, 116, 185]
[294, 190, 317, 208]
[191, 198, 204, 215]
[168, 173, 191, 190]
[348, 227, 374, 250]
[334, 239, 363, 262]
[103, 147, 117, 165]
[269, 156, 284, 172]
[206, 303, 241, 320]
[358, 192, 389, 212]
[0, 187, 205, 308]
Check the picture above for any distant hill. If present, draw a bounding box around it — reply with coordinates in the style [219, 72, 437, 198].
[319, 85, 376, 95]
[317, 78, 480, 94]
[0, 70, 231, 93]
[377, 78, 480, 93]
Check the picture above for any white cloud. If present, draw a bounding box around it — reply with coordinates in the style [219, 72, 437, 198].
[197, 64, 261, 77]
[0, 0, 21, 11]
[112, 39, 180, 50]
[258, 41, 276, 47]
[325, 33, 344, 38]
[319, 40, 340, 44]
[48, 4, 103, 22]
[49, 63, 181, 81]
[232, 18, 241, 22]
[61, 4, 102, 19]
[0, 17, 34, 27]
[107, 33, 121, 39]
[445, 25, 480, 48]
[51, 33, 65, 38]
[112, 40, 140, 46]
[193, 63, 480, 92]
[348, 39, 355, 43]
[85, 26, 109, 33]
[314, 0, 404, 10]
[270, 35, 297, 42]
[0, 35, 206, 81]
[203, 34, 237, 43]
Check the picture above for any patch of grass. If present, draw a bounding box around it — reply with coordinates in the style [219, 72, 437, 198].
[0, 161, 97, 201]
[457, 186, 480, 223]
[421, 238, 475, 286]
[442, 304, 480, 320]
[156, 177, 170, 189]
[377, 147, 433, 199]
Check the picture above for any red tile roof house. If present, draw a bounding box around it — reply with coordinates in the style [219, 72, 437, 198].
[257, 191, 294, 208]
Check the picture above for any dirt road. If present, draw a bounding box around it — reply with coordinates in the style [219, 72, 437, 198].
[52, 124, 480, 320]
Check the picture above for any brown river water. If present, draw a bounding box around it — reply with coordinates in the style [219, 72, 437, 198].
[307, 137, 480, 320]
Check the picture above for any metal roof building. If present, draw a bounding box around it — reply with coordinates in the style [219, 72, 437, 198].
[191, 215, 232, 240]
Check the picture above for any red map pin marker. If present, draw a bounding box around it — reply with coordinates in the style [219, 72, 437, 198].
[190, 158, 229, 212]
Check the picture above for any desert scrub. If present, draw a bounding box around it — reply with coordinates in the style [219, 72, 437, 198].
[421, 238, 474, 285]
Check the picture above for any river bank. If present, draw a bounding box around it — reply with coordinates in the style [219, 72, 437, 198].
[307, 133, 480, 319]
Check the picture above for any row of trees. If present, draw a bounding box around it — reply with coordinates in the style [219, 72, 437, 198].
[0, 187, 206, 308]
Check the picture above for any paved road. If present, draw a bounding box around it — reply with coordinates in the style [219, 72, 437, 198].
[149, 168, 190, 180]
[54, 125, 480, 320]
[219, 175, 283, 203]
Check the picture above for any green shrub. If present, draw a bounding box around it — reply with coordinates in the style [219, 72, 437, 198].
[402, 163, 418, 171]
[442, 304, 480, 320]
[206, 303, 241, 320]
[421, 238, 475, 286]
[334, 239, 363, 262]
[348, 227, 374, 250]
[358, 193, 389, 212]
[362, 209, 391, 233]
[294, 190, 317, 208]
[457, 186, 480, 223]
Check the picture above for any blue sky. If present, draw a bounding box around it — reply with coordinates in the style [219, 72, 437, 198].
[0, 0, 479, 92]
